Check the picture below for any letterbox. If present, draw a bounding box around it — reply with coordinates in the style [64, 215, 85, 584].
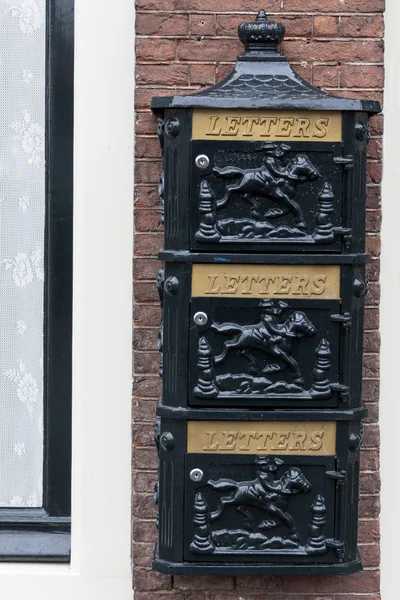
[150, 10, 380, 576]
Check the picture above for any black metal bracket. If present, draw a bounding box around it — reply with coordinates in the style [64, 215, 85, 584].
[330, 313, 351, 329]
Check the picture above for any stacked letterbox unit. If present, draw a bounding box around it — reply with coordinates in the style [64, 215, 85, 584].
[150, 11, 381, 575]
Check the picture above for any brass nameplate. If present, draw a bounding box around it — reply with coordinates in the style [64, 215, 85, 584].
[187, 421, 336, 456]
[192, 264, 340, 299]
[192, 109, 342, 142]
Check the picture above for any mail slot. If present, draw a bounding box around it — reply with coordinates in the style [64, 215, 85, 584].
[151, 9, 380, 576]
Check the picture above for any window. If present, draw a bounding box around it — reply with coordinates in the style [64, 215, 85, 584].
[0, 0, 73, 560]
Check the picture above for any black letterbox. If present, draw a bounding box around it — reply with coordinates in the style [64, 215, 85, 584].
[150, 10, 380, 576]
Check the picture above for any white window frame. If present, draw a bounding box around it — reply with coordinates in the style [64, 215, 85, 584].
[0, 0, 134, 596]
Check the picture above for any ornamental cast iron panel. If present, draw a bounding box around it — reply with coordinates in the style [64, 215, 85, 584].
[190, 140, 346, 253]
[189, 297, 341, 408]
[184, 454, 336, 563]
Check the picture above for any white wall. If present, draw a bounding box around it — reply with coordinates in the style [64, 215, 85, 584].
[0, 0, 134, 596]
[381, 1, 400, 598]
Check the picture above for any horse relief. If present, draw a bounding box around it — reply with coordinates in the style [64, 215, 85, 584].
[195, 143, 331, 243]
[193, 299, 333, 400]
[188, 457, 330, 555]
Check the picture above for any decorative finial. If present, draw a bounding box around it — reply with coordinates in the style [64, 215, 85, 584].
[238, 10, 285, 56]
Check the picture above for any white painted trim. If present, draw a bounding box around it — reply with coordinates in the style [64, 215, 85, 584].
[0, 0, 134, 596]
[381, 1, 399, 598]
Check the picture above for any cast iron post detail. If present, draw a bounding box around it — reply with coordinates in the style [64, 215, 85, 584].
[313, 182, 335, 244]
[311, 339, 332, 399]
[194, 337, 219, 398]
[195, 180, 221, 242]
[190, 493, 215, 555]
[306, 495, 327, 555]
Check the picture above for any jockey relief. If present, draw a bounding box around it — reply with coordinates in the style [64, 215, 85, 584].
[189, 456, 330, 556]
[194, 143, 339, 245]
[193, 299, 333, 401]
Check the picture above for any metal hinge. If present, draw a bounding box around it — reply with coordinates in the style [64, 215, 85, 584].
[326, 469, 347, 482]
[330, 383, 350, 404]
[332, 226, 353, 249]
[330, 312, 351, 329]
[333, 156, 354, 170]
[326, 539, 345, 561]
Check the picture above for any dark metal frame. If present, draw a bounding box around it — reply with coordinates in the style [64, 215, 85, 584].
[0, 0, 74, 561]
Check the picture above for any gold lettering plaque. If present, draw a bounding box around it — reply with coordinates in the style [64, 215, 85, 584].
[187, 421, 336, 456]
[192, 109, 342, 142]
[192, 264, 340, 299]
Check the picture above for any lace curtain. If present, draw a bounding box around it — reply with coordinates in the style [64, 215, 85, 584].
[0, 0, 45, 507]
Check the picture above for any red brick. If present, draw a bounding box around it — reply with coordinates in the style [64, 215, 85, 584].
[366, 210, 382, 233]
[136, 64, 189, 86]
[364, 330, 380, 353]
[366, 186, 381, 209]
[134, 257, 162, 280]
[133, 469, 157, 493]
[364, 308, 379, 330]
[366, 258, 380, 282]
[136, 112, 159, 135]
[313, 65, 339, 88]
[133, 568, 172, 592]
[135, 233, 163, 256]
[363, 353, 380, 379]
[341, 65, 384, 89]
[368, 138, 383, 161]
[136, 12, 189, 36]
[283, 0, 384, 11]
[133, 542, 157, 568]
[133, 376, 161, 398]
[361, 449, 379, 472]
[189, 13, 215, 37]
[314, 16, 339, 37]
[359, 495, 380, 518]
[135, 186, 161, 209]
[216, 63, 235, 83]
[359, 543, 381, 567]
[284, 39, 383, 64]
[135, 162, 162, 184]
[363, 403, 379, 425]
[133, 446, 159, 470]
[362, 379, 380, 403]
[360, 472, 381, 494]
[235, 576, 281, 591]
[365, 236, 381, 258]
[133, 493, 158, 519]
[190, 64, 215, 86]
[370, 114, 384, 135]
[133, 328, 158, 351]
[281, 570, 379, 593]
[293, 63, 312, 84]
[177, 38, 241, 62]
[135, 209, 163, 233]
[358, 519, 380, 543]
[134, 351, 160, 374]
[363, 425, 380, 448]
[133, 399, 158, 421]
[134, 305, 161, 328]
[175, 0, 281, 10]
[341, 14, 384, 38]
[133, 519, 158, 543]
[134, 593, 183, 600]
[136, 38, 176, 62]
[135, 0, 174, 8]
[174, 575, 234, 591]
[136, 138, 161, 160]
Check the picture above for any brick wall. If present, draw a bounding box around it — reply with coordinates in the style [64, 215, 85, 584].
[133, 1, 383, 598]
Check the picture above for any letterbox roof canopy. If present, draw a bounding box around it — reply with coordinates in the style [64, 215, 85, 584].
[151, 10, 381, 114]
